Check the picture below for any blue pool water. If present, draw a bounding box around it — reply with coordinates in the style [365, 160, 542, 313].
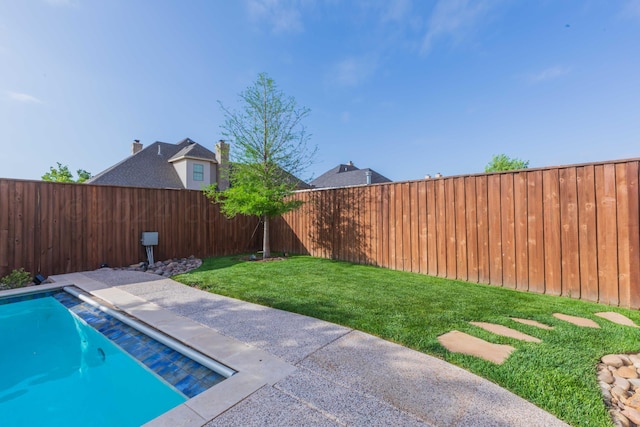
[0, 293, 191, 426]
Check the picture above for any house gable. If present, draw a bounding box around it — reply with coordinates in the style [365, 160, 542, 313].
[87, 138, 218, 189]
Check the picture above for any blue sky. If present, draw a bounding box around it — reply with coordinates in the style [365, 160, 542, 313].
[1, 0, 639, 182]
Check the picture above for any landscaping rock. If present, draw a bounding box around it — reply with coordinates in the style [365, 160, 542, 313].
[616, 377, 632, 392]
[618, 366, 639, 379]
[623, 408, 640, 425]
[599, 369, 614, 384]
[110, 256, 202, 277]
[600, 353, 640, 427]
[627, 391, 640, 411]
[613, 411, 631, 427]
[604, 355, 626, 368]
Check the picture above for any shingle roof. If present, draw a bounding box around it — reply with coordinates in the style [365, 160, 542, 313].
[309, 163, 392, 188]
[168, 142, 218, 163]
[87, 138, 216, 189]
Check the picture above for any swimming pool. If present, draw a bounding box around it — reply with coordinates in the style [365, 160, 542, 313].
[0, 288, 232, 426]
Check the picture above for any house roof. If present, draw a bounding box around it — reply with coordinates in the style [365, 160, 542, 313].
[87, 138, 216, 189]
[309, 163, 392, 188]
[168, 142, 218, 163]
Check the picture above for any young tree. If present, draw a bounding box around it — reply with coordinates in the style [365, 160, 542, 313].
[42, 162, 92, 183]
[204, 73, 316, 258]
[485, 154, 530, 172]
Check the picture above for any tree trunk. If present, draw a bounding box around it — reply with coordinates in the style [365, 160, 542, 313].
[262, 215, 270, 259]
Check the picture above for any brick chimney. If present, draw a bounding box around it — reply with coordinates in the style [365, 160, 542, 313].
[215, 140, 230, 191]
[132, 139, 143, 154]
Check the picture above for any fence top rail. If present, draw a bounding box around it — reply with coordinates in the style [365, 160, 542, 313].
[0, 179, 209, 194]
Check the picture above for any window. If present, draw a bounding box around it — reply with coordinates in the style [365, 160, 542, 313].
[193, 164, 204, 181]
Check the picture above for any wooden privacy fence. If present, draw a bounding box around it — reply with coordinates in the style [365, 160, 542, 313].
[271, 159, 640, 308]
[0, 179, 259, 278]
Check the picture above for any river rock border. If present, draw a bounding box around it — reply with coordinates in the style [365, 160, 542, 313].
[117, 255, 203, 277]
[599, 353, 640, 427]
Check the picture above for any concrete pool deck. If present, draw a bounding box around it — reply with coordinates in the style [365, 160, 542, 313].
[45, 269, 569, 427]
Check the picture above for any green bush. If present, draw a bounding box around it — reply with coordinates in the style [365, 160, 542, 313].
[0, 268, 32, 290]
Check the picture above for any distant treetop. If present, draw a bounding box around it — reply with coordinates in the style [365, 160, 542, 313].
[42, 162, 91, 183]
[485, 154, 530, 173]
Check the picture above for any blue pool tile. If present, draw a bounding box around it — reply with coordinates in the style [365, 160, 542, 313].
[5, 289, 232, 398]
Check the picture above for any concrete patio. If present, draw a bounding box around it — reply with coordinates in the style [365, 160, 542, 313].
[45, 269, 569, 427]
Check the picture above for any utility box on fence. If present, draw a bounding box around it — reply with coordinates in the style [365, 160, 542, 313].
[141, 232, 158, 246]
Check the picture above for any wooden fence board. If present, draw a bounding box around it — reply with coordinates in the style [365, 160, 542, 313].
[435, 179, 447, 277]
[465, 177, 478, 283]
[388, 185, 398, 270]
[559, 168, 580, 298]
[0, 180, 10, 270]
[476, 176, 490, 284]
[342, 187, 351, 263]
[455, 177, 467, 281]
[381, 186, 390, 268]
[410, 182, 420, 273]
[12, 181, 24, 272]
[402, 183, 411, 271]
[543, 169, 562, 295]
[417, 181, 428, 274]
[616, 163, 631, 307]
[528, 171, 545, 293]
[624, 162, 640, 309]
[514, 172, 528, 291]
[374, 186, 382, 266]
[445, 179, 457, 279]
[487, 175, 502, 285]
[426, 181, 437, 275]
[576, 165, 598, 302]
[596, 164, 619, 305]
[501, 174, 516, 288]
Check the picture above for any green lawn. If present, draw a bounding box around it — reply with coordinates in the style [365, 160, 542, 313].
[174, 255, 640, 427]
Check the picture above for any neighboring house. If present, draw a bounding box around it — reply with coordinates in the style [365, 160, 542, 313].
[87, 137, 310, 191]
[310, 161, 392, 189]
[87, 138, 230, 190]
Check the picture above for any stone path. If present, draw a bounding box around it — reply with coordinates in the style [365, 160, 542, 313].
[438, 331, 515, 364]
[553, 313, 601, 328]
[596, 312, 640, 328]
[439, 311, 638, 364]
[470, 322, 541, 343]
[510, 317, 554, 330]
[438, 311, 640, 426]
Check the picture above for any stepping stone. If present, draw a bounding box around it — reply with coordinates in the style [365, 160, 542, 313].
[438, 330, 515, 365]
[553, 313, 600, 328]
[470, 322, 541, 343]
[510, 318, 554, 330]
[595, 312, 639, 328]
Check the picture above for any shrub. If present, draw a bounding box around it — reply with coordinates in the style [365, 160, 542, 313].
[0, 268, 32, 290]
